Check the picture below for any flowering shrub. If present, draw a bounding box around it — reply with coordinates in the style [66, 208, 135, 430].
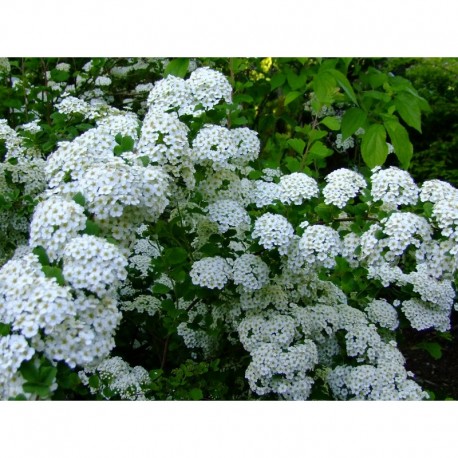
[0, 58, 457, 400]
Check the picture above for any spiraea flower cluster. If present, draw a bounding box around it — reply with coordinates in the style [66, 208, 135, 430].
[1, 62, 456, 402]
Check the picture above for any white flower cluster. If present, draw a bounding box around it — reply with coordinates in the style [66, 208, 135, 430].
[190, 256, 232, 289]
[232, 254, 270, 291]
[252, 213, 294, 255]
[29, 196, 87, 262]
[120, 295, 161, 317]
[279, 172, 319, 205]
[365, 299, 399, 331]
[78, 160, 170, 221]
[0, 253, 122, 371]
[207, 199, 251, 233]
[136, 109, 190, 169]
[371, 166, 419, 209]
[146, 67, 232, 116]
[381, 212, 432, 261]
[191, 125, 260, 170]
[0, 334, 34, 398]
[420, 179, 458, 204]
[298, 225, 341, 268]
[63, 235, 128, 297]
[327, 343, 427, 400]
[335, 133, 355, 151]
[244, 341, 317, 399]
[79, 356, 150, 400]
[252, 181, 282, 208]
[401, 298, 451, 332]
[323, 168, 367, 208]
[431, 198, 458, 253]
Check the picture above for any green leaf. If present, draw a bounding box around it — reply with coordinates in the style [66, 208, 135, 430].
[164, 247, 188, 265]
[415, 342, 442, 360]
[0, 322, 11, 336]
[270, 73, 286, 90]
[39, 366, 57, 386]
[20, 360, 39, 383]
[287, 138, 305, 154]
[341, 107, 367, 140]
[138, 155, 150, 167]
[83, 220, 101, 236]
[42, 266, 66, 286]
[88, 375, 100, 389]
[50, 69, 70, 82]
[327, 69, 358, 105]
[361, 124, 388, 169]
[113, 145, 123, 156]
[384, 119, 413, 168]
[248, 170, 263, 180]
[22, 383, 50, 398]
[285, 156, 301, 173]
[121, 136, 135, 152]
[284, 91, 301, 106]
[286, 69, 307, 90]
[152, 283, 171, 294]
[164, 58, 189, 78]
[308, 141, 333, 159]
[169, 268, 187, 283]
[72, 192, 86, 207]
[314, 203, 334, 222]
[189, 387, 203, 400]
[394, 93, 422, 133]
[320, 116, 340, 131]
[32, 246, 50, 266]
[115, 133, 123, 144]
[313, 71, 336, 103]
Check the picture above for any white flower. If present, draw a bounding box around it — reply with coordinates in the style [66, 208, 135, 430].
[232, 254, 270, 291]
[207, 199, 251, 233]
[279, 172, 319, 205]
[323, 168, 367, 208]
[252, 213, 294, 255]
[190, 256, 232, 289]
[371, 166, 419, 209]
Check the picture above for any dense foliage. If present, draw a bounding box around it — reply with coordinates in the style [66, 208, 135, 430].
[0, 57, 457, 400]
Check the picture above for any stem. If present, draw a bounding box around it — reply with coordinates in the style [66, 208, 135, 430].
[300, 114, 320, 172]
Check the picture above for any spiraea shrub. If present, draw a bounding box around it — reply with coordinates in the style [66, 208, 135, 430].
[0, 59, 457, 400]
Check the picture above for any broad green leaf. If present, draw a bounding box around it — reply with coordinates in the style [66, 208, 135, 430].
[20, 360, 39, 383]
[320, 116, 341, 131]
[152, 283, 171, 294]
[287, 138, 306, 154]
[248, 170, 263, 180]
[384, 119, 413, 168]
[341, 107, 367, 140]
[115, 133, 123, 144]
[416, 342, 442, 360]
[164, 58, 189, 78]
[0, 322, 11, 336]
[189, 388, 203, 400]
[308, 141, 333, 159]
[121, 135, 135, 152]
[164, 247, 188, 265]
[32, 246, 50, 266]
[22, 383, 50, 398]
[42, 266, 66, 286]
[83, 220, 101, 236]
[395, 92, 422, 132]
[284, 91, 301, 106]
[286, 69, 307, 90]
[313, 71, 336, 104]
[72, 192, 86, 207]
[39, 366, 57, 386]
[327, 69, 358, 105]
[361, 124, 388, 169]
[270, 73, 286, 90]
[285, 156, 301, 173]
